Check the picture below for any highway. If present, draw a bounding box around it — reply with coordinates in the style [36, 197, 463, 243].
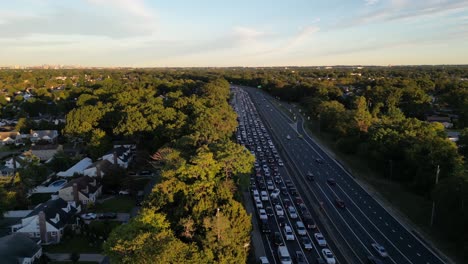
[235, 85, 448, 264]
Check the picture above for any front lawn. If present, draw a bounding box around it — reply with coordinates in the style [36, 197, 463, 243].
[93, 196, 135, 213]
[43, 236, 102, 254]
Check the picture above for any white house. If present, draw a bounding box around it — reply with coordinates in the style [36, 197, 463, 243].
[100, 146, 133, 169]
[56, 157, 93, 177]
[11, 198, 80, 244]
[58, 176, 102, 205]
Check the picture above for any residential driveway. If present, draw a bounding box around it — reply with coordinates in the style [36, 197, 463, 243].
[46, 253, 105, 262]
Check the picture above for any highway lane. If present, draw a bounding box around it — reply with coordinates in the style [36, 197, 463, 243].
[241, 85, 447, 264]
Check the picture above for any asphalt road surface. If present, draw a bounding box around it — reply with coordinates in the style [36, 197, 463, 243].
[233, 85, 448, 264]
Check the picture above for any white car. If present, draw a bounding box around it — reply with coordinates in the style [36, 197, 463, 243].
[261, 191, 269, 201]
[321, 248, 336, 264]
[259, 256, 270, 264]
[271, 189, 281, 199]
[284, 225, 295, 241]
[278, 160, 284, 166]
[288, 206, 298, 219]
[259, 209, 268, 220]
[81, 213, 97, 220]
[371, 243, 388, 258]
[255, 198, 263, 209]
[286, 135, 291, 140]
[275, 204, 284, 216]
[314, 233, 327, 247]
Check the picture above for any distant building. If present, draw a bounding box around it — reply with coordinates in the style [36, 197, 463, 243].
[0, 131, 21, 145]
[446, 131, 460, 142]
[30, 130, 59, 144]
[0, 233, 42, 264]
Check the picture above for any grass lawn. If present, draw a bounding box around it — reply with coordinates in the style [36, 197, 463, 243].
[29, 193, 53, 205]
[93, 196, 135, 213]
[44, 236, 102, 254]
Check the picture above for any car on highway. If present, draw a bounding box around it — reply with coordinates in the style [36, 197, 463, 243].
[283, 198, 292, 208]
[267, 181, 274, 190]
[303, 214, 317, 229]
[278, 246, 292, 264]
[295, 251, 307, 264]
[81, 213, 97, 220]
[255, 198, 263, 209]
[371, 243, 388, 258]
[274, 176, 282, 184]
[301, 236, 313, 250]
[261, 191, 269, 201]
[265, 206, 274, 216]
[275, 204, 284, 216]
[326, 178, 336, 186]
[278, 215, 286, 227]
[321, 248, 336, 264]
[273, 231, 284, 246]
[260, 219, 271, 233]
[259, 209, 268, 220]
[295, 221, 307, 236]
[259, 256, 270, 264]
[306, 171, 314, 181]
[288, 206, 298, 219]
[335, 198, 345, 208]
[314, 233, 327, 247]
[294, 197, 304, 206]
[278, 160, 284, 166]
[284, 225, 295, 240]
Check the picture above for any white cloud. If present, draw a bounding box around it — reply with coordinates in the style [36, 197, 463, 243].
[85, 0, 155, 21]
[233, 26, 265, 40]
[365, 0, 379, 6]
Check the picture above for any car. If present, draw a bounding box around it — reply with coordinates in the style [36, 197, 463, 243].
[275, 204, 285, 216]
[280, 186, 288, 195]
[255, 199, 263, 209]
[260, 219, 271, 233]
[118, 190, 130, 195]
[265, 206, 274, 216]
[284, 225, 295, 240]
[267, 181, 274, 190]
[315, 158, 324, 164]
[261, 191, 269, 201]
[295, 251, 307, 264]
[252, 190, 260, 200]
[271, 188, 281, 198]
[259, 209, 268, 220]
[301, 236, 313, 250]
[303, 214, 316, 229]
[294, 197, 304, 206]
[278, 160, 284, 166]
[290, 188, 298, 195]
[98, 212, 117, 219]
[277, 215, 286, 227]
[288, 206, 298, 219]
[271, 197, 280, 205]
[272, 231, 284, 246]
[298, 203, 308, 215]
[326, 178, 336, 186]
[307, 171, 314, 181]
[371, 243, 388, 258]
[335, 198, 345, 208]
[314, 233, 327, 247]
[259, 256, 270, 264]
[274, 176, 282, 184]
[367, 256, 384, 264]
[295, 221, 307, 236]
[316, 257, 326, 264]
[81, 213, 97, 220]
[321, 248, 336, 264]
[283, 198, 292, 208]
[286, 135, 291, 140]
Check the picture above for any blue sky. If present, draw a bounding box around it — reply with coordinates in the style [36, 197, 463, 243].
[0, 0, 467, 66]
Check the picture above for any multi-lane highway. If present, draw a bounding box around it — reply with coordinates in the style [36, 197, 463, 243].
[233, 85, 448, 264]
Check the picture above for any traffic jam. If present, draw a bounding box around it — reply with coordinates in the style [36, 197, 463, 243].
[234, 87, 337, 264]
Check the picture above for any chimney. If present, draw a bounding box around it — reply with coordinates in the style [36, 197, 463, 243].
[38, 211, 47, 244]
[72, 183, 79, 204]
[113, 149, 118, 165]
[96, 164, 102, 178]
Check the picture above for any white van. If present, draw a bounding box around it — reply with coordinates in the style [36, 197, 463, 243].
[277, 246, 292, 264]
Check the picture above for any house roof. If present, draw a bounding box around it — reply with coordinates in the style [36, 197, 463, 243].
[426, 115, 451, 123]
[0, 131, 20, 140]
[26, 198, 77, 229]
[30, 130, 59, 139]
[61, 176, 100, 198]
[0, 233, 41, 264]
[86, 159, 114, 173]
[57, 157, 93, 177]
[104, 146, 132, 163]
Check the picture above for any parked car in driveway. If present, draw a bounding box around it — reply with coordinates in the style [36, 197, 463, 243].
[81, 213, 97, 220]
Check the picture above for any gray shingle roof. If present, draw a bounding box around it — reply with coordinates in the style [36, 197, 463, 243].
[26, 198, 77, 229]
[0, 233, 41, 264]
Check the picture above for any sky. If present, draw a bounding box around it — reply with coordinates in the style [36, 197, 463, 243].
[0, 0, 467, 67]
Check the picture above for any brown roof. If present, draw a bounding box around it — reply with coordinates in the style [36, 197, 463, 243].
[0, 131, 19, 140]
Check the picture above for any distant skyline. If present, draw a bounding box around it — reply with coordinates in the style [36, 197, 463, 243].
[0, 0, 467, 67]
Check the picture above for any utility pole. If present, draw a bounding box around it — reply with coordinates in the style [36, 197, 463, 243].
[430, 165, 440, 227]
[216, 208, 220, 241]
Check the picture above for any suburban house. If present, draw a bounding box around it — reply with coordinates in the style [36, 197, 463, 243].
[101, 146, 134, 169]
[426, 115, 453, 128]
[0, 233, 42, 264]
[447, 131, 460, 142]
[83, 159, 114, 178]
[30, 130, 59, 143]
[4, 155, 26, 170]
[56, 157, 93, 177]
[11, 197, 80, 244]
[0, 131, 22, 145]
[58, 176, 102, 205]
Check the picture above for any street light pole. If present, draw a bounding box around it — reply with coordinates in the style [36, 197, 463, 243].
[216, 208, 220, 241]
[430, 165, 440, 227]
